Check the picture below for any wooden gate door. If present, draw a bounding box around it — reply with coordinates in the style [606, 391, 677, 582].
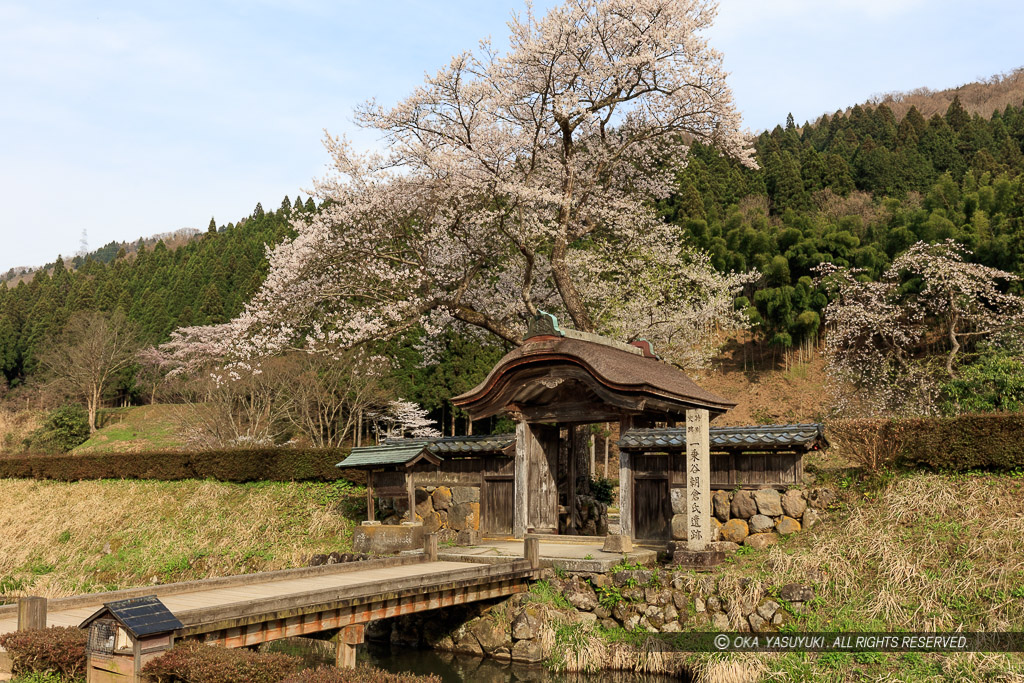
[481, 478, 514, 536]
[633, 454, 672, 540]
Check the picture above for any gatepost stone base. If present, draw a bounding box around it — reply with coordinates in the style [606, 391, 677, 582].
[670, 545, 725, 572]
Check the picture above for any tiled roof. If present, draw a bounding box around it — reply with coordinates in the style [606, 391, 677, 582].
[428, 434, 515, 454]
[618, 423, 828, 452]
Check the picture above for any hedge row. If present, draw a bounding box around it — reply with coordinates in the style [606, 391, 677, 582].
[0, 448, 356, 483]
[0, 626, 86, 679]
[143, 641, 301, 683]
[896, 412, 1024, 471]
[143, 642, 440, 683]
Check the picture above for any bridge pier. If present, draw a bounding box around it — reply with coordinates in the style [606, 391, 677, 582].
[335, 624, 364, 669]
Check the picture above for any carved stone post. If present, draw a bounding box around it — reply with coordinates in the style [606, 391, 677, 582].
[674, 409, 723, 570]
[685, 409, 711, 551]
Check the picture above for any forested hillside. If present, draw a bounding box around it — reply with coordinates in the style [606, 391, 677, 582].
[665, 95, 1024, 356]
[0, 198, 309, 391]
[2, 90, 1024, 419]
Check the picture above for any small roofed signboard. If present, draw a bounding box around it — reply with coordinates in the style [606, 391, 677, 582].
[80, 595, 182, 683]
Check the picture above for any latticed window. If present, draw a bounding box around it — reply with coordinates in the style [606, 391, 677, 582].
[87, 619, 116, 655]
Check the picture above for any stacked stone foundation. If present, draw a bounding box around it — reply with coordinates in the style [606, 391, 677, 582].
[379, 486, 480, 544]
[670, 486, 835, 550]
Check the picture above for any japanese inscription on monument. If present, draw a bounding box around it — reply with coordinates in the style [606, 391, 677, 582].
[685, 409, 711, 551]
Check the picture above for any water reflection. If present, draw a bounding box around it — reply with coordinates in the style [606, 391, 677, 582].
[264, 637, 690, 683]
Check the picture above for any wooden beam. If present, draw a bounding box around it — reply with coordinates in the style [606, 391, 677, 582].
[335, 624, 364, 669]
[518, 405, 624, 424]
[604, 428, 610, 478]
[424, 534, 437, 562]
[618, 416, 634, 538]
[406, 470, 415, 523]
[366, 470, 374, 523]
[17, 597, 45, 631]
[567, 426, 577, 531]
[514, 421, 528, 538]
[524, 536, 540, 569]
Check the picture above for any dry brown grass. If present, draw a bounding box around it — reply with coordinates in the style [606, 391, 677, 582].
[0, 478, 358, 599]
[730, 473, 1024, 633]
[0, 409, 41, 453]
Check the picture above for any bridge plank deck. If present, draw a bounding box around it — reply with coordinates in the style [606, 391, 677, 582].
[0, 560, 483, 643]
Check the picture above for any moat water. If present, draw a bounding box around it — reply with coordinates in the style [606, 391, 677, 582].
[267, 638, 691, 682]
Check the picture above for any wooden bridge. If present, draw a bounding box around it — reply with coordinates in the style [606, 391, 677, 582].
[0, 537, 540, 676]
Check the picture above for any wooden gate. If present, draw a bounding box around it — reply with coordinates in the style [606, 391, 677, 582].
[481, 478, 514, 536]
[633, 453, 672, 540]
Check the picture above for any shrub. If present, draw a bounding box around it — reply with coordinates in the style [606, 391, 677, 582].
[0, 448, 359, 483]
[27, 405, 90, 453]
[0, 626, 86, 679]
[589, 476, 615, 505]
[831, 413, 1024, 472]
[283, 666, 441, 683]
[940, 351, 1024, 414]
[897, 413, 1024, 471]
[829, 419, 905, 473]
[141, 641, 302, 683]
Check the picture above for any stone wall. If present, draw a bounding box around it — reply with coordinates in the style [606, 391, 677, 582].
[671, 486, 835, 550]
[367, 570, 818, 666]
[380, 486, 480, 543]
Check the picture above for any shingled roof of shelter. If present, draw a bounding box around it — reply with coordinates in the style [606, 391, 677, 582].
[453, 328, 736, 418]
[336, 441, 439, 469]
[336, 434, 514, 469]
[618, 423, 828, 452]
[80, 596, 182, 638]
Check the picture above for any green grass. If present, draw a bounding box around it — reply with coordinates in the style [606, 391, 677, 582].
[11, 673, 74, 683]
[71, 405, 186, 453]
[0, 478, 363, 598]
[527, 580, 572, 609]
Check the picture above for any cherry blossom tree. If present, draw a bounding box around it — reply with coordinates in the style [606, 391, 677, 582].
[820, 240, 1024, 415]
[162, 0, 755, 370]
[372, 400, 442, 441]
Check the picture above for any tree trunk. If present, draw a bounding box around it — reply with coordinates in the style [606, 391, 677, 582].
[550, 238, 595, 332]
[946, 312, 960, 378]
[88, 385, 99, 434]
[572, 424, 591, 496]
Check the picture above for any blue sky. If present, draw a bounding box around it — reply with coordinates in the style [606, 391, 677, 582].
[2, 0, 1022, 273]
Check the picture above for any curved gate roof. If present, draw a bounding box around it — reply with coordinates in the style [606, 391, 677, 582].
[452, 322, 735, 422]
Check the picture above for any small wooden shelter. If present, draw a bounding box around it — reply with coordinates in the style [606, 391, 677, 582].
[338, 441, 442, 522]
[80, 595, 182, 683]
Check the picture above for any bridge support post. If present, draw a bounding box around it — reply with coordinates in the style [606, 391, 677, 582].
[424, 533, 438, 562]
[524, 536, 540, 570]
[335, 624, 364, 669]
[17, 597, 46, 631]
